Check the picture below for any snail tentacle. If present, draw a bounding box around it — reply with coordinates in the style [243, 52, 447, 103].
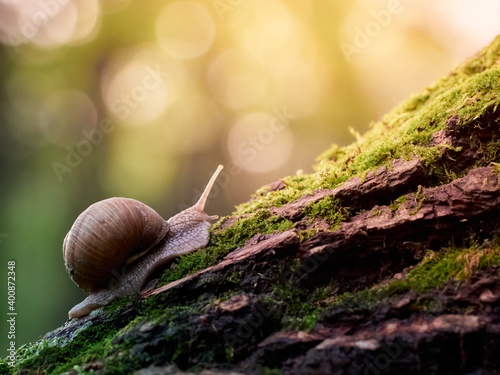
[65, 165, 224, 319]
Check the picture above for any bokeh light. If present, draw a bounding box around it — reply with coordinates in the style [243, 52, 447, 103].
[0, 0, 100, 48]
[101, 49, 172, 126]
[157, 95, 224, 155]
[68, 0, 101, 45]
[207, 50, 268, 109]
[155, 1, 215, 59]
[270, 60, 321, 118]
[227, 112, 294, 173]
[104, 127, 177, 202]
[239, 0, 300, 64]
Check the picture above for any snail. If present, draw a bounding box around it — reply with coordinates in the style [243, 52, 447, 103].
[63, 165, 224, 319]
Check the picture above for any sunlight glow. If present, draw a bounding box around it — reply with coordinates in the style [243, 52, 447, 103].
[207, 50, 268, 110]
[0, 0, 100, 48]
[101, 51, 171, 126]
[227, 112, 294, 173]
[155, 1, 215, 59]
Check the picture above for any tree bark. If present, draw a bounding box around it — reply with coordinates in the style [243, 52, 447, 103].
[7, 36, 500, 375]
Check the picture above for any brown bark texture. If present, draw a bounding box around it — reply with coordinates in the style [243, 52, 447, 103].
[10, 36, 500, 375]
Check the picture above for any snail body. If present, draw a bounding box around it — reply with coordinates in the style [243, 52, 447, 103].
[64, 165, 223, 318]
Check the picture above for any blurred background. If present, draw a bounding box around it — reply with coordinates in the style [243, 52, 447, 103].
[0, 0, 499, 352]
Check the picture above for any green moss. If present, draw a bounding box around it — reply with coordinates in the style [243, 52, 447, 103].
[324, 242, 500, 316]
[235, 171, 349, 216]
[104, 302, 214, 373]
[11, 35, 500, 375]
[103, 296, 132, 317]
[12, 209, 294, 373]
[158, 212, 294, 286]
[229, 38, 500, 218]
[268, 279, 338, 331]
[410, 185, 425, 215]
[492, 162, 500, 174]
[404, 243, 500, 288]
[297, 228, 318, 241]
[303, 196, 349, 228]
[483, 139, 500, 165]
[316, 143, 343, 163]
[258, 366, 283, 375]
[286, 257, 303, 274]
[15, 322, 119, 375]
[0, 359, 12, 375]
[227, 269, 244, 284]
[239, 63, 500, 215]
[389, 194, 408, 212]
[20, 211, 296, 374]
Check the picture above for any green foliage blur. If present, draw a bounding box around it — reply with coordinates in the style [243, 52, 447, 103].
[0, 0, 498, 353]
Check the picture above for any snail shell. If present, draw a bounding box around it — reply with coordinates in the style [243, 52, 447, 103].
[64, 165, 224, 318]
[63, 197, 169, 293]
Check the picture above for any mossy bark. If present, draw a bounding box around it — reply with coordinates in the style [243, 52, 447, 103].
[6, 36, 500, 375]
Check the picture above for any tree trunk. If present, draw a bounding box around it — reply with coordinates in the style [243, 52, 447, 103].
[6, 36, 500, 375]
